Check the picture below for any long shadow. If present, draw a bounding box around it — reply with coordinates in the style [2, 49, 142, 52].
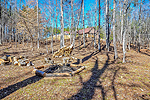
[111, 67, 120, 100]
[0, 76, 43, 99]
[130, 45, 150, 57]
[0, 45, 12, 51]
[72, 50, 100, 65]
[140, 51, 150, 56]
[68, 53, 110, 100]
[82, 50, 100, 63]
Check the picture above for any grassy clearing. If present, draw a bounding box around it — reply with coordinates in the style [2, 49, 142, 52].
[0, 40, 150, 100]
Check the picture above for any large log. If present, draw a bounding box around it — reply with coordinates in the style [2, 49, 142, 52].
[71, 66, 85, 75]
[33, 69, 46, 77]
[0, 58, 9, 65]
[45, 72, 71, 77]
[33, 69, 71, 77]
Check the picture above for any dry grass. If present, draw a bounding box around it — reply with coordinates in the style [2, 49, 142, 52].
[0, 39, 150, 100]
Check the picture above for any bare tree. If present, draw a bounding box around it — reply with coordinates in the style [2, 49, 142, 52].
[105, 0, 110, 51]
[94, 0, 97, 49]
[70, 0, 73, 44]
[98, 0, 101, 51]
[72, 0, 83, 48]
[113, 0, 118, 59]
[60, 0, 64, 48]
[83, 0, 85, 48]
[122, 0, 130, 63]
[55, 0, 58, 43]
[0, 0, 2, 45]
[138, 0, 142, 52]
[120, 0, 123, 44]
[37, 0, 40, 49]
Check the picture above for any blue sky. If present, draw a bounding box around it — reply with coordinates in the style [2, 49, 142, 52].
[9, 0, 150, 29]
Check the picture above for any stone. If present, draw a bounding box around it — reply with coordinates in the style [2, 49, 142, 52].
[14, 61, 18, 65]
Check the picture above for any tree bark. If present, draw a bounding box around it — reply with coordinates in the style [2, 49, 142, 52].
[70, 0, 73, 44]
[60, 0, 64, 48]
[94, 0, 97, 49]
[51, 18, 54, 54]
[83, 0, 85, 48]
[138, 0, 142, 52]
[122, 0, 128, 63]
[37, 0, 40, 49]
[72, 0, 83, 48]
[106, 0, 110, 51]
[55, 0, 58, 43]
[113, 0, 118, 59]
[120, 0, 123, 44]
[0, 0, 2, 44]
[98, 0, 101, 51]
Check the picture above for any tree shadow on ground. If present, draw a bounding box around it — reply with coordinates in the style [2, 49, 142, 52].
[82, 50, 100, 63]
[0, 45, 12, 51]
[0, 76, 43, 99]
[111, 66, 120, 100]
[68, 53, 110, 100]
[140, 51, 150, 56]
[72, 50, 100, 65]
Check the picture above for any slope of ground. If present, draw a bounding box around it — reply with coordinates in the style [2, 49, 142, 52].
[0, 39, 150, 100]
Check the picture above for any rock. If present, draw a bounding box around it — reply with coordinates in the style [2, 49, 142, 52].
[14, 61, 18, 65]
[18, 59, 22, 63]
[18, 61, 26, 66]
[27, 61, 34, 66]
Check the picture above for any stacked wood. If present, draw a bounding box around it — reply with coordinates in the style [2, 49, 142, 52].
[0, 55, 11, 65]
[52, 44, 73, 58]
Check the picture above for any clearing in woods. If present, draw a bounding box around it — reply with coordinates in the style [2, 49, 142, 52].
[0, 39, 150, 100]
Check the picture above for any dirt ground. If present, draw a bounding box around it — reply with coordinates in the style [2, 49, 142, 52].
[0, 39, 150, 100]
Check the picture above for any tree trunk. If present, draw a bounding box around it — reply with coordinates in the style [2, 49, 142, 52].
[83, 0, 85, 48]
[51, 18, 54, 54]
[55, 0, 58, 43]
[0, 25, 1, 45]
[94, 0, 97, 49]
[106, 0, 110, 51]
[120, 0, 123, 44]
[122, 0, 128, 63]
[128, 22, 131, 50]
[138, 0, 142, 52]
[60, 0, 64, 48]
[0, 0, 2, 44]
[72, 0, 83, 48]
[37, 0, 40, 49]
[98, 0, 101, 51]
[70, 0, 73, 44]
[113, 0, 118, 59]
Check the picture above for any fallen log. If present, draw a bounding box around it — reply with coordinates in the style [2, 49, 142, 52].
[33, 69, 71, 77]
[0, 58, 5, 62]
[71, 66, 85, 75]
[33, 69, 46, 77]
[0, 58, 9, 65]
[45, 72, 71, 77]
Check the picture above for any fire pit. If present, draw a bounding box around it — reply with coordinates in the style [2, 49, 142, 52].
[33, 64, 85, 77]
